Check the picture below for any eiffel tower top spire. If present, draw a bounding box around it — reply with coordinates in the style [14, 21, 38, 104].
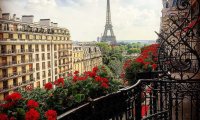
[101, 0, 117, 45]
[106, 0, 111, 24]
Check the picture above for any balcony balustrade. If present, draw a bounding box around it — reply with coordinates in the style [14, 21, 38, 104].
[0, 59, 34, 68]
[0, 49, 34, 56]
[0, 78, 35, 94]
[0, 69, 34, 81]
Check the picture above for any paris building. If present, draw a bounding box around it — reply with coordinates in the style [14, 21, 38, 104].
[77, 42, 103, 72]
[0, 9, 73, 100]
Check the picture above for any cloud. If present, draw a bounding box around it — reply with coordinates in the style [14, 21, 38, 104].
[0, 0, 162, 41]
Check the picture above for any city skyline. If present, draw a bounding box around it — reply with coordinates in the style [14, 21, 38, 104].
[0, 0, 162, 41]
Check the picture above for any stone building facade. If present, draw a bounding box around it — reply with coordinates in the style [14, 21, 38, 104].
[78, 42, 102, 72]
[0, 9, 72, 100]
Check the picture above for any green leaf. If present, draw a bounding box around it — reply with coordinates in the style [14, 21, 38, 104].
[74, 94, 85, 103]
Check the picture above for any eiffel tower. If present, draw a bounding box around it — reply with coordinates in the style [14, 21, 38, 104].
[101, 0, 117, 45]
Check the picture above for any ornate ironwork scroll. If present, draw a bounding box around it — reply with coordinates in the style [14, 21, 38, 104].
[157, 0, 200, 80]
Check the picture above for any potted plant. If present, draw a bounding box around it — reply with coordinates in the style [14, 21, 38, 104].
[122, 44, 160, 85]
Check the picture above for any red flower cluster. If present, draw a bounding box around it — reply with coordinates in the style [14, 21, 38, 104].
[44, 82, 53, 90]
[0, 113, 16, 120]
[92, 66, 98, 73]
[123, 59, 132, 70]
[27, 100, 39, 108]
[73, 75, 88, 82]
[45, 110, 57, 120]
[0, 113, 8, 120]
[84, 71, 96, 78]
[71, 66, 110, 89]
[4, 92, 22, 101]
[0, 92, 22, 109]
[134, 44, 159, 71]
[74, 71, 79, 75]
[54, 78, 64, 86]
[25, 108, 40, 120]
[95, 76, 109, 89]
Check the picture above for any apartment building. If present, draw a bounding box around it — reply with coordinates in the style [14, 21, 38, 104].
[0, 9, 72, 100]
[78, 42, 102, 72]
[73, 45, 84, 74]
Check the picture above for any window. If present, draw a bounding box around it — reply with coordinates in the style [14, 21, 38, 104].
[42, 45, 45, 51]
[3, 81, 8, 89]
[36, 63, 40, 71]
[43, 80, 46, 86]
[26, 35, 29, 39]
[21, 45, 25, 53]
[54, 45, 57, 50]
[47, 53, 50, 60]
[21, 55, 25, 62]
[48, 61, 51, 68]
[42, 62, 45, 69]
[37, 72, 40, 79]
[13, 78, 18, 86]
[36, 81, 40, 88]
[55, 60, 57, 66]
[36, 54, 39, 61]
[29, 54, 33, 61]
[48, 70, 51, 77]
[55, 68, 57, 74]
[9, 34, 13, 39]
[54, 52, 57, 58]
[28, 45, 32, 52]
[42, 71, 46, 78]
[18, 34, 22, 39]
[47, 45, 50, 51]
[42, 53, 45, 60]
[22, 66, 26, 73]
[11, 45, 16, 53]
[35, 45, 39, 52]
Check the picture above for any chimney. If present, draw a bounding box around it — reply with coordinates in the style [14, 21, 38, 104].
[13, 14, 16, 20]
[39, 19, 51, 27]
[2, 13, 10, 20]
[22, 15, 34, 23]
[54, 23, 58, 27]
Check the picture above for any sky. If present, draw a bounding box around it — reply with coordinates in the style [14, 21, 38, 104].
[0, 0, 163, 41]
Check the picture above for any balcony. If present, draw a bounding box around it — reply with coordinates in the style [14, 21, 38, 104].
[0, 59, 34, 68]
[0, 49, 34, 56]
[0, 69, 34, 81]
[58, 48, 68, 52]
[0, 78, 35, 94]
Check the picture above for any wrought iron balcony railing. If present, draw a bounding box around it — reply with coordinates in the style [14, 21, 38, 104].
[0, 49, 34, 56]
[0, 59, 34, 68]
[0, 78, 35, 94]
[57, 79, 200, 120]
[0, 69, 34, 81]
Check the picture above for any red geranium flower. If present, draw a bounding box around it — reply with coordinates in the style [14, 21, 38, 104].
[25, 108, 40, 120]
[0, 113, 8, 120]
[74, 71, 79, 75]
[44, 82, 53, 90]
[0, 101, 15, 109]
[152, 64, 157, 70]
[92, 66, 98, 73]
[9, 117, 16, 120]
[27, 100, 39, 109]
[45, 110, 57, 120]
[101, 82, 109, 89]
[4, 92, 22, 101]
[84, 71, 96, 78]
[54, 78, 64, 86]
